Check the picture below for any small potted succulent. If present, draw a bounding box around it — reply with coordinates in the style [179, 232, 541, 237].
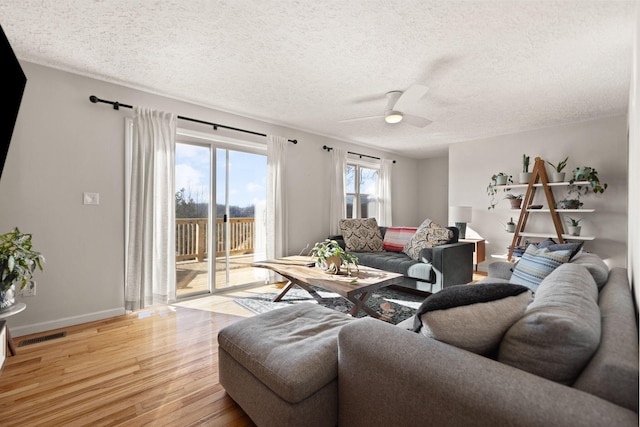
[566, 217, 582, 236]
[310, 239, 358, 275]
[0, 228, 44, 309]
[504, 193, 523, 209]
[546, 156, 569, 182]
[519, 154, 531, 184]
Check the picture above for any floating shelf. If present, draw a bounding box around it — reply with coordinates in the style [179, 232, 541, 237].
[498, 180, 589, 190]
[517, 231, 595, 241]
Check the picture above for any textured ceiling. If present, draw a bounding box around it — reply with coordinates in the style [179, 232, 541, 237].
[0, 0, 637, 158]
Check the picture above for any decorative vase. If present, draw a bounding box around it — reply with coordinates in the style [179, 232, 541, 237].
[567, 225, 581, 236]
[0, 284, 16, 310]
[551, 172, 566, 183]
[509, 199, 522, 209]
[495, 175, 508, 185]
[519, 172, 532, 184]
[318, 255, 341, 274]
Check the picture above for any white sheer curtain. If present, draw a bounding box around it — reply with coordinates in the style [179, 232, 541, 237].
[124, 107, 177, 311]
[266, 135, 288, 259]
[329, 147, 347, 235]
[377, 158, 393, 226]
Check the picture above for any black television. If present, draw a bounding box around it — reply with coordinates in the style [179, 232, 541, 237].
[0, 24, 27, 181]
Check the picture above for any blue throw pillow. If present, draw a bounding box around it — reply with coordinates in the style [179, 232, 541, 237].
[537, 238, 583, 260]
[510, 244, 571, 291]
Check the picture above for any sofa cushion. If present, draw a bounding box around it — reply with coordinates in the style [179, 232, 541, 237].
[354, 251, 434, 282]
[339, 218, 384, 252]
[570, 252, 609, 289]
[382, 227, 417, 252]
[536, 238, 583, 259]
[402, 218, 452, 261]
[510, 244, 571, 291]
[412, 283, 532, 355]
[499, 263, 600, 385]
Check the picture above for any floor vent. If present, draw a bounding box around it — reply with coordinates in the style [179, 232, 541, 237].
[18, 332, 67, 347]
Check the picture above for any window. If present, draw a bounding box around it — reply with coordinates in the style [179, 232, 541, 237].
[345, 163, 379, 218]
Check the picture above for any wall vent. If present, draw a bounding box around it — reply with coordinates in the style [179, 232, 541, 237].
[18, 332, 67, 347]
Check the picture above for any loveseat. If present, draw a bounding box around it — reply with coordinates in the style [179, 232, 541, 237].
[330, 225, 474, 294]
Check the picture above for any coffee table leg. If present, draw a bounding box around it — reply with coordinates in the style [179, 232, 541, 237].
[347, 292, 381, 318]
[272, 280, 296, 302]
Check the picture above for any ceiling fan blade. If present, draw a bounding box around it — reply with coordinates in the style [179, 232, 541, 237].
[338, 114, 384, 123]
[402, 114, 433, 128]
[394, 84, 429, 111]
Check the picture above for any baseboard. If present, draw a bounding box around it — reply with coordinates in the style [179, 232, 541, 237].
[11, 308, 126, 337]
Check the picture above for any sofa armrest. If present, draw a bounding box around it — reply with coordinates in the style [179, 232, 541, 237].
[420, 242, 473, 287]
[338, 318, 638, 427]
[487, 261, 515, 280]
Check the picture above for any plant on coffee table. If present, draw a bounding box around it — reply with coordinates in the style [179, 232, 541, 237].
[310, 239, 359, 275]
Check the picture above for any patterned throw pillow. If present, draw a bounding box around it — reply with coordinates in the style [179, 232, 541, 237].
[510, 244, 571, 291]
[382, 227, 418, 252]
[339, 218, 384, 252]
[402, 218, 453, 261]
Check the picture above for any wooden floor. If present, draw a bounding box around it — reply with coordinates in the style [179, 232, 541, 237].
[0, 271, 487, 426]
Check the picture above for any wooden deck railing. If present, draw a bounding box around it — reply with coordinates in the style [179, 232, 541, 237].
[176, 217, 255, 261]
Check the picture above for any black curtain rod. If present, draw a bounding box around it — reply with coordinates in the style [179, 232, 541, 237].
[89, 95, 298, 144]
[322, 145, 396, 163]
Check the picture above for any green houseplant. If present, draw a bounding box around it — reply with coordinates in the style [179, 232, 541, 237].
[310, 239, 358, 275]
[519, 154, 531, 183]
[487, 173, 513, 210]
[546, 156, 569, 182]
[0, 227, 44, 309]
[566, 217, 582, 236]
[504, 193, 523, 209]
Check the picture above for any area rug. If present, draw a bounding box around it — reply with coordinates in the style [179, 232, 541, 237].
[234, 286, 426, 324]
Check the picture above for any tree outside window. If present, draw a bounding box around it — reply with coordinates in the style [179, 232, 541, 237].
[346, 164, 378, 218]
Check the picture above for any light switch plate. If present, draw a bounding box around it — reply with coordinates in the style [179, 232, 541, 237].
[83, 192, 100, 205]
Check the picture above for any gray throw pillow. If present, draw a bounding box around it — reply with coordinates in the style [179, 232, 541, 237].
[570, 252, 609, 289]
[537, 238, 583, 259]
[413, 283, 532, 355]
[499, 263, 601, 385]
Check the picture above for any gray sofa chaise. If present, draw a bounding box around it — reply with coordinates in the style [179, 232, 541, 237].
[330, 226, 474, 294]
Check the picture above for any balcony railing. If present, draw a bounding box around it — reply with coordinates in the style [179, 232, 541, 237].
[176, 217, 255, 262]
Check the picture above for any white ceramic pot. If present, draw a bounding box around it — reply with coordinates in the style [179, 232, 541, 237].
[519, 172, 532, 184]
[551, 172, 566, 183]
[567, 225, 581, 236]
[495, 175, 508, 185]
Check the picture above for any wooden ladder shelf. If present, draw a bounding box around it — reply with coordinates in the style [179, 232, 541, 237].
[508, 157, 564, 261]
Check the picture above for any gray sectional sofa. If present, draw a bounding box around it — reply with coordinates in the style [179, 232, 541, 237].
[219, 252, 639, 426]
[330, 226, 474, 293]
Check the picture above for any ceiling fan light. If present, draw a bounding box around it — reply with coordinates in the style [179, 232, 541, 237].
[385, 111, 403, 124]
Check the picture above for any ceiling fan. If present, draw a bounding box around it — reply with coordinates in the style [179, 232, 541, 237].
[339, 84, 433, 127]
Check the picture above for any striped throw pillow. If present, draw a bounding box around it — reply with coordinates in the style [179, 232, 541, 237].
[382, 227, 418, 252]
[510, 245, 571, 291]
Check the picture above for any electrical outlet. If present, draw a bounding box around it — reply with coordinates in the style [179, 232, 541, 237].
[21, 282, 36, 297]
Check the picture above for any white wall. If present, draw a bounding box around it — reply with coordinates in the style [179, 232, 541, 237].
[417, 155, 449, 226]
[449, 115, 629, 271]
[0, 62, 421, 335]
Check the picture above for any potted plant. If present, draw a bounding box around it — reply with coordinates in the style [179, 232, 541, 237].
[566, 217, 582, 236]
[546, 156, 569, 182]
[569, 167, 608, 194]
[519, 154, 531, 183]
[557, 198, 583, 210]
[505, 217, 516, 233]
[0, 227, 44, 309]
[310, 239, 358, 275]
[487, 173, 513, 210]
[504, 193, 523, 209]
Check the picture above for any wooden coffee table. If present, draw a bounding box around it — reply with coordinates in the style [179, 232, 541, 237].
[251, 256, 403, 318]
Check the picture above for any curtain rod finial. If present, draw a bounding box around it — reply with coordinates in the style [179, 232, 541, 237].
[89, 95, 99, 103]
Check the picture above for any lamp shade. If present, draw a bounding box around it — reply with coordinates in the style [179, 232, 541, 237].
[450, 206, 472, 223]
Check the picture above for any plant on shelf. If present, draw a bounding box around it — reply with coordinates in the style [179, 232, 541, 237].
[504, 193, 523, 209]
[0, 227, 45, 309]
[566, 217, 582, 236]
[546, 156, 569, 182]
[569, 167, 608, 194]
[519, 154, 531, 183]
[310, 239, 358, 275]
[487, 173, 513, 210]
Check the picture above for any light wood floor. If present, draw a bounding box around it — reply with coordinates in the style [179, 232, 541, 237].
[0, 272, 487, 426]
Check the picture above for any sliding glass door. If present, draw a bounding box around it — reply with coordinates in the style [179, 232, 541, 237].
[175, 141, 267, 299]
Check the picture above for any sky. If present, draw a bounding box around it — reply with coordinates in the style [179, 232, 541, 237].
[175, 143, 267, 208]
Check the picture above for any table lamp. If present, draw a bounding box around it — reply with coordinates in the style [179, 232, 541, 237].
[450, 206, 472, 239]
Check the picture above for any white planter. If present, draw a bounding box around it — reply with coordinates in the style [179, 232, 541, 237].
[519, 172, 532, 184]
[0, 284, 16, 310]
[567, 225, 581, 236]
[551, 172, 566, 183]
[495, 175, 508, 185]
